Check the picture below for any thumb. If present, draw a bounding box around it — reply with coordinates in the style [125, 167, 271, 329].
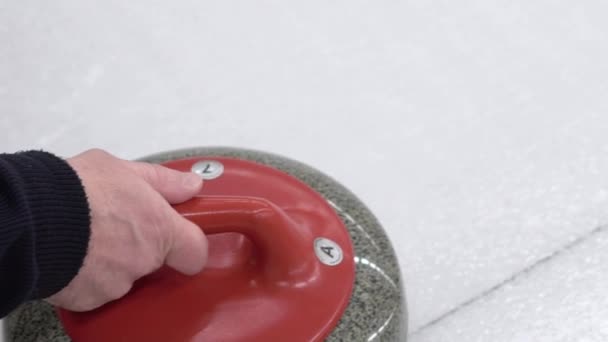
[165, 213, 209, 275]
[127, 161, 203, 204]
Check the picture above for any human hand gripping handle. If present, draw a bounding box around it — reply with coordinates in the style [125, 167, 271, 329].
[47, 149, 208, 311]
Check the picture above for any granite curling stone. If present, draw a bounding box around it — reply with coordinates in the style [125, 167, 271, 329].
[4, 147, 407, 342]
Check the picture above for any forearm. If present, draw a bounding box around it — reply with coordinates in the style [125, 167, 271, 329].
[0, 151, 90, 317]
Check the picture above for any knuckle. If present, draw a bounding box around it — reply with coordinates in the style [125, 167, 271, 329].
[134, 253, 163, 278]
[77, 298, 101, 312]
[152, 210, 176, 256]
[142, 163, 165, 184]
[86, 148, 110, 158]
[105, 281, 134, 301]
[149, 202, 172, 227]
[81, 148, 119, 164]
[67, 296, 102, 312]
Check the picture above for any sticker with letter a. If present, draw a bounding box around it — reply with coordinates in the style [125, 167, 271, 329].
[314, 237, 343, 266]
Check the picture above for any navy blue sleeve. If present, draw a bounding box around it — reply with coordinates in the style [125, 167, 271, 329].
[0, 151, 90, 317]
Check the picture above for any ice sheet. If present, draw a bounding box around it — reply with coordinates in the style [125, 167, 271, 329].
[2, 1, 608, 340]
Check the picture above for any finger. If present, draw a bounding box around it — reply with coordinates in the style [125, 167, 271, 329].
[165, 213, 208, 275]
[126, 161, 203, 204]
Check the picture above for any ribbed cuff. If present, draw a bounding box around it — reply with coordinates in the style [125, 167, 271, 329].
[11, 151, 91, 299]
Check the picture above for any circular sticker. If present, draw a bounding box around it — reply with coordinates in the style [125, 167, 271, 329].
[191, 160, 224, 180]
[314, 237, 343, 266]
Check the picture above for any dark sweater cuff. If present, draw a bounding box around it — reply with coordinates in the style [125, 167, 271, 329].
[11, 151, 91, 299]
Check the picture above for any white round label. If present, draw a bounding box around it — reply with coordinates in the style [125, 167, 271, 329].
[314, 237, 343, 266]
[191, 160, 224, 180]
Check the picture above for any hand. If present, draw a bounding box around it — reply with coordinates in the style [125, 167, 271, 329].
[47, 149, 207, 311]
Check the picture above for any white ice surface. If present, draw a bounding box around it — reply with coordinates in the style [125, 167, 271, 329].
[2, 1, 608, 341]
[412, 226, 608, 342]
